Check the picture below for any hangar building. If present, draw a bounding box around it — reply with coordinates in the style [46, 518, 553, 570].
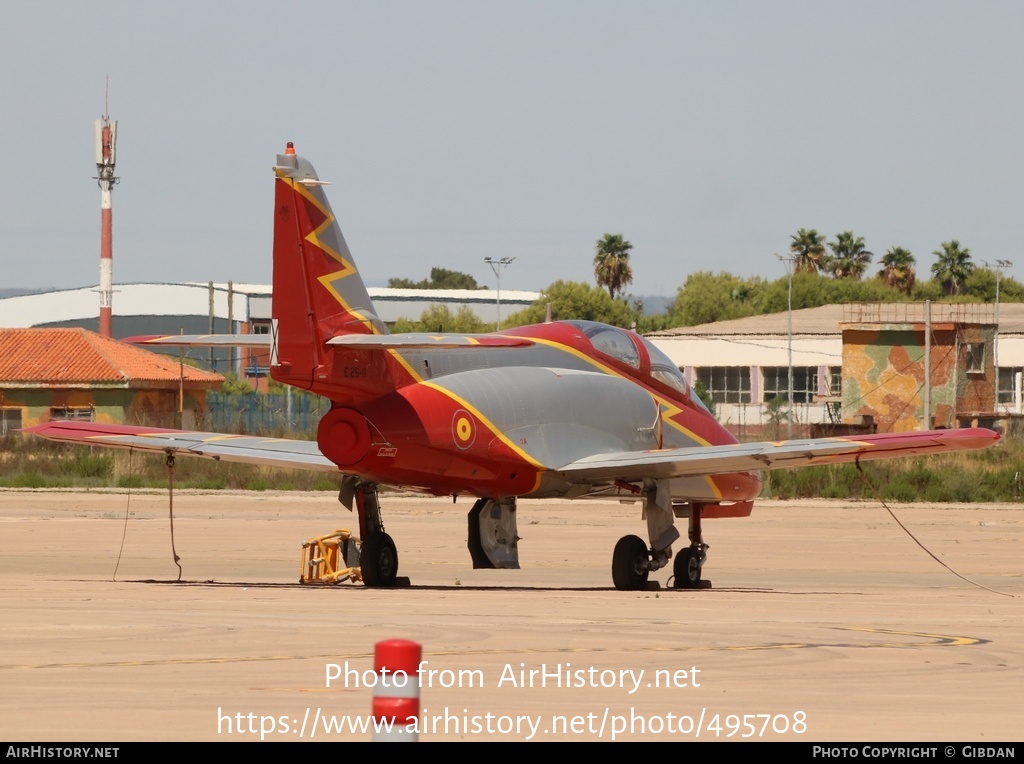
[0, 283, 541, 378]
[648, 302, 1024, 437]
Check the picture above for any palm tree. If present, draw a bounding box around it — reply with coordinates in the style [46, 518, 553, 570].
[931, 240, 974, 295]
[593, 233, 634, 299]
[878, 246, 916, 294]
[789, 228, 827, 274]
[827, 231, 872, 279]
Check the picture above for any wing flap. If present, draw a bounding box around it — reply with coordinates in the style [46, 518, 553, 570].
[24, 422, 339, 473]
[555, 428, 1000, 483]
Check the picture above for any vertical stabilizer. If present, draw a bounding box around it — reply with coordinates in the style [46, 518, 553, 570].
[271, 143, 386, 390]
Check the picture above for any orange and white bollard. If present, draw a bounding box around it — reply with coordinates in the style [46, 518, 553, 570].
[372, 639, 421, 741]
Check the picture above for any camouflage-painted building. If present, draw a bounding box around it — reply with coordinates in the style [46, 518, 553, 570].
[0, 328, 223, 434]
[841, 303, 996, 432]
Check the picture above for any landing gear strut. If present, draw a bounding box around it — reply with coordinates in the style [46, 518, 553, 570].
[348, 480, 400, 587]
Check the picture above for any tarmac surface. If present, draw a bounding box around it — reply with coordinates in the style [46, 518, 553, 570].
[1, 489, 1021, 742]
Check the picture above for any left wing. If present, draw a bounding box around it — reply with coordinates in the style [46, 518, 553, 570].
[555, 428, 999, 483]
[23, 422, 339, 473]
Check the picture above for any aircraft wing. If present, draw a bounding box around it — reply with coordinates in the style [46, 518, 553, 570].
[25, 422, 1000, 486]
[23, 422, 339, 473]
[554, 428, 1000, 483]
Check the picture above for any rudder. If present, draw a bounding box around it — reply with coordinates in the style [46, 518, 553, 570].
[270, 143, 386, 390]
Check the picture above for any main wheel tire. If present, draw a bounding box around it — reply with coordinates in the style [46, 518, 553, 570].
[360, 532, 399, 587]
[673, 547, 702, 589]
[612, 535, 650, 591]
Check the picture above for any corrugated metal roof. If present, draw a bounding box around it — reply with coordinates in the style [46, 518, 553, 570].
[367, 287, 541, 302]
[0, 283, 542, 328]
[648, 305, 847, 337]
[648, 302, 1024, 338]
[0, 328, 223, 387]
[0, 283, 252, 328]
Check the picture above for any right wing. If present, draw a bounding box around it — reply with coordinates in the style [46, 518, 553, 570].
[24, 421, 339, 473]
[555, 428, 1000, 483]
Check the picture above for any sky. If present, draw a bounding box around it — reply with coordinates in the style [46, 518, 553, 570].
[2, 1, 1022, 298]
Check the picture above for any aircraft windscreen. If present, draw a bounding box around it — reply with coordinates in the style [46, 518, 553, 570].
[638, 337, 691, 397]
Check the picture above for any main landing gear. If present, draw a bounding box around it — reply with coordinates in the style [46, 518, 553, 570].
[611, 491, 709, 591]
[342, 479, 400, 587]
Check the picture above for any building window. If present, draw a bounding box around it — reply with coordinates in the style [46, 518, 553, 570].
[1, 408, 21, 435]
[827, 366, 842, 398]
[252, 322, 271, 335]
[696, 367, 751, 404]
[997, 367, 1023, 404]
[762, 366, 818, 404]
[49, 406, 94, 422]
[965, 343, 985, 374]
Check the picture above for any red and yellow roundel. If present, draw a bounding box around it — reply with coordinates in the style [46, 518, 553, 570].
[452, 409, 476, 450]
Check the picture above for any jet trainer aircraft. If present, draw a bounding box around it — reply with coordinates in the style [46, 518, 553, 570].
[29, 143, 999, 590]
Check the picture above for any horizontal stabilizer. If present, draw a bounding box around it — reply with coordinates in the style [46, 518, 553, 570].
[327, 333, 534, 349]
[124, 334, 273, 348]
[555, 428, 1000, 483]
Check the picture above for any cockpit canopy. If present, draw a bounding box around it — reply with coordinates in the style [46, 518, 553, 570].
[564, 321, 694, 403]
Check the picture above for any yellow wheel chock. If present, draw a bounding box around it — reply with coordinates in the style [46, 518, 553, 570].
[300, 529, 362, 584]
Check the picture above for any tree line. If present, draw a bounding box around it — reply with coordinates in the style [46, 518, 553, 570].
[389, 229, 1024, 333]
[788, 228, 982, 296]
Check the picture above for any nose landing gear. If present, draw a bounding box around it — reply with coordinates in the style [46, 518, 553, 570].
[611, 500, 709, 591]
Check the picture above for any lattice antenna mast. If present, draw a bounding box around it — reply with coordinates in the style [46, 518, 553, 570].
[95, 79, 119, 337]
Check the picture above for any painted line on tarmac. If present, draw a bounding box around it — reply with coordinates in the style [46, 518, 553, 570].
[0, 629, 987, 671]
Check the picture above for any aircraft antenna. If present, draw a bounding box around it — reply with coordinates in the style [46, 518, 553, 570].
[856, 459, 1012, 598]
[94, 77, 119, 337]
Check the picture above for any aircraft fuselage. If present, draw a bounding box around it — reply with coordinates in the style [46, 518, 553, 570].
[306, 319, 762, 506]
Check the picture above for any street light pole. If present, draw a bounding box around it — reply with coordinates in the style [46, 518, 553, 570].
[986, 259, 1013, 410]
[484, 257, 515, 329]
[776, 253, 796, 437]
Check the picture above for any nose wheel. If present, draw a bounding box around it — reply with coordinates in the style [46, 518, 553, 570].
[672, 546, 705, 589]
[613, 500, 711, 590]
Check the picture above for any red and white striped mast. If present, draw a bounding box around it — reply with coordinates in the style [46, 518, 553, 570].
[94, 82, 118, 337]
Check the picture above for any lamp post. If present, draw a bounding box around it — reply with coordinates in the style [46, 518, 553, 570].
[484, 257, 515, 329]
[775, 253, 796, 437]
[985, 259, 1013, 410]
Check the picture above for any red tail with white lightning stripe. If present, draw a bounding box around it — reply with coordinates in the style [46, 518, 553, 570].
[270, 143, 386, 392]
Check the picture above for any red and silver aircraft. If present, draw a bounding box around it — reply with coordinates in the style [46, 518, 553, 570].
[29, 144, 999, 590]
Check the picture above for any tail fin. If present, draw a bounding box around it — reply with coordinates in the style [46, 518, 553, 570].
[271, 143, 386, 390]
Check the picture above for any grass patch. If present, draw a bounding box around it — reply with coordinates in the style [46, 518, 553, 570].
[763, 440, 1024, 502]
[6, 431, 1024, 501]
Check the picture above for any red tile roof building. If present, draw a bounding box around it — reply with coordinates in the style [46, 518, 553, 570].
[0, 328, 223, 431]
